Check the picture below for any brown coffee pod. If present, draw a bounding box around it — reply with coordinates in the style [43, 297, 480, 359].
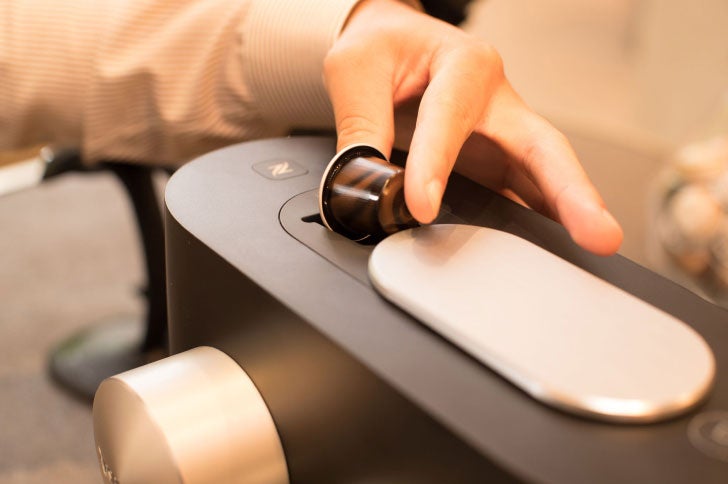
[319, 144, 418, 242]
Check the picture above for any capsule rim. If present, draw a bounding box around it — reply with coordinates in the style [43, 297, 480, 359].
[318, 144, 387, 242]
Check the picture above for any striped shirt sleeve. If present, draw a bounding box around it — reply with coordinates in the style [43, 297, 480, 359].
[1, 0, 420, 166]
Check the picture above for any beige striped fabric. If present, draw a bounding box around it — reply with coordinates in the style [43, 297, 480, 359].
[2, 0, 422, 167]
[1, 1, 98, 155]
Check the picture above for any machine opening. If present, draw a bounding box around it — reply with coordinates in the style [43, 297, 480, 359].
[301, 213, 324, 226]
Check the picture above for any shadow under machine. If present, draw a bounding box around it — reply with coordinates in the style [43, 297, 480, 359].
[92, 137, 728, 483]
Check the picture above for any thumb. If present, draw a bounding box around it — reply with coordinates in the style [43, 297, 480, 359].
[323, 46, 396, 157]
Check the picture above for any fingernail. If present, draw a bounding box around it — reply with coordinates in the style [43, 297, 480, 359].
[426, 179, 444, 221]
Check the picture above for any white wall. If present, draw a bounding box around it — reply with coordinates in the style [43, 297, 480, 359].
[465, 0, 728, 152]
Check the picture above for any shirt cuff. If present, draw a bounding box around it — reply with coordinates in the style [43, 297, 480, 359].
[241, 0, 421, 129]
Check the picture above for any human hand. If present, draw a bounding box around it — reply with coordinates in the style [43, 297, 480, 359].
[324, 0, 623, 255]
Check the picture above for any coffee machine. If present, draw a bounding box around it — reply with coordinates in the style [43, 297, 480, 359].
[93, 137, 728, 483]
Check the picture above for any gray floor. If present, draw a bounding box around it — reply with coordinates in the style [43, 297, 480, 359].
[0, 173, 144, 483]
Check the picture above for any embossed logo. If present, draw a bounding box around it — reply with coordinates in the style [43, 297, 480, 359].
[270, 161, 294, 177]
[253, 159, 308, 180]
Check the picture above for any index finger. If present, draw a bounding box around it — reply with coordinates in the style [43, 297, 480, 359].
[404, 43, 503, 223]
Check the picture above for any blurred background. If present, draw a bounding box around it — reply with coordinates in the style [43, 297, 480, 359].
[1, 1, 727, 482]
[467, 0, 728, 266]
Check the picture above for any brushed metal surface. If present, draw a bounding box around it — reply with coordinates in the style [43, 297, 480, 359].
[93, 347, 289, 484]
[369, 224, 715, 423]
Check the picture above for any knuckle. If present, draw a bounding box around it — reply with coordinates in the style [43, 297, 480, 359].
[520, 141, 545, 173]
[455, 40, 504, 79]
[336, 113, 384, 143]
[440, 92, 476, 124]
[520, 129, 567, 177]
[474, 42, 504, 76]
[324, 40, 377, 83]
[323, 47, 347, 78]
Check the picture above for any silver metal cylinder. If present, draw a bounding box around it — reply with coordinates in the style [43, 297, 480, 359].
[92, 346, 289, 484]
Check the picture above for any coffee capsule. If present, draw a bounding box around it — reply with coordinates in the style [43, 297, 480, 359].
[319, 144, 418, 242]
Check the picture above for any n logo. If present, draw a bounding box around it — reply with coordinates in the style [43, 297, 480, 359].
[253, 159, 308, 180]
[269, 161, 294, 177]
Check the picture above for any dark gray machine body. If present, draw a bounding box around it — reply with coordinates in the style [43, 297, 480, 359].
[165, 136, 728, 483]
